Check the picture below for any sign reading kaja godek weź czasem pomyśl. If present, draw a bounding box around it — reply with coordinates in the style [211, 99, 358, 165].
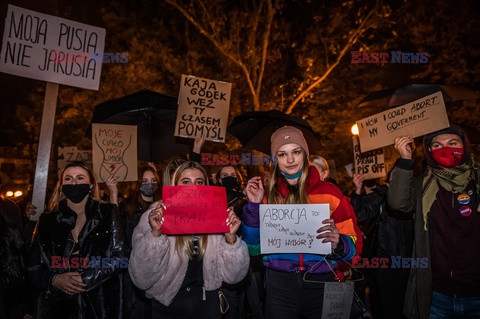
[175, 75, 232, 142]
[356, 91, 449, 152]
[0, 4, 105, 90]
[260, 204, 331, 255]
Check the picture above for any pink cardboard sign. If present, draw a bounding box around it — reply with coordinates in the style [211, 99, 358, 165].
[161, 185, 229, 235]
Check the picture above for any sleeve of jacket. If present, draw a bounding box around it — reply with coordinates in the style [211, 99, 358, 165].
[241, 201, 261, 256]
[27, 217, 56, 292]
[387, 162, 416, 213]
[350, 191, 383, 224]
[128, 208, 172, 290]
[330, 194, 360, 260]
[81, 204, 128, 291]
[217, 236, 250, 284]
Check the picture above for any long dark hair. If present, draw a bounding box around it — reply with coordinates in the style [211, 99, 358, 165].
[215, 165, 244, 188]
[125, 166, 161, 219]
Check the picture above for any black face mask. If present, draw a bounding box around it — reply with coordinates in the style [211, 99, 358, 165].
[62, 184, 90, 203]
[139, 183, 158, 197]
[220, 176, 240, 190]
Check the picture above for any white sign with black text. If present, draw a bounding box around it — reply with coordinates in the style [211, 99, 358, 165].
[260, 204, 331, 254]
[0, 4, 105, 90]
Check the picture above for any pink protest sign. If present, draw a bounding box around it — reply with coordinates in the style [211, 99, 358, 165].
[162, 185, 229, 235]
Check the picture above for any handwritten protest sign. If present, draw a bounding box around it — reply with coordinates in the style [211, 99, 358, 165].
[356, 92, 449, 152]
[260, 204, 331, 254]
[321, 282, 355, 319]
[162, 186, 229, 234]
[175, 75, 232, 142]
[0, 5, 105, 90]
[92, 123, 137, 183]
[57, 146, 92, 178]
[352, 136, 386, 179]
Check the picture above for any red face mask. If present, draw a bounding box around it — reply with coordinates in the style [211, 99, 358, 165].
[431, 147, 464, 168]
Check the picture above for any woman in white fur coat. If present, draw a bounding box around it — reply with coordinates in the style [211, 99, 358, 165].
[128, 161, 249, 319]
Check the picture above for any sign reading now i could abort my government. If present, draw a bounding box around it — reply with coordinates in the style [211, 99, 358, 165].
[356, 91, 449, 152]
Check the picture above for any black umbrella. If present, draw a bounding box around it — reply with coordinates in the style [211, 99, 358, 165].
[357, 84, 480, 143]
[227, 110, 322, 154]
[89, 90, 192, 161]
[357, 84, 480, 108]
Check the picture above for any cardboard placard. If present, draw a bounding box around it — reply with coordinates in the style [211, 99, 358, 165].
[356, 92, 449, 152]
[260, 204, 331, 254]
[92, 123, 137, 183]
[175, 74, 231, 142]
[321, 281, 355, 319]
[352, 136, 386, 179]
[162, 185, 229, 234]
[57, 146, 92, 178]
[0, 4, 105, 90]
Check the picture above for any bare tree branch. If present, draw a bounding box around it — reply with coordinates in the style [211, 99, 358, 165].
[285, 4, 378, 114]
[255, 0, 274, 106]
[165, 0, 266, 111]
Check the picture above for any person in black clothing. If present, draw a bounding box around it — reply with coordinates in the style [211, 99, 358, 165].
[215, 165, 254, 319]
[28, 161, 127, 318]
[107, 165, 162, 318]
[350, 171, 414, 319]
[0, 199, 27, 319]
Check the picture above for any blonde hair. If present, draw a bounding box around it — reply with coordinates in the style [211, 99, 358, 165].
[267, 152, 310, 204]
[310, 155, 330, 180]
[310, 155, 329, 172]
[162, 158, 186, 187]
[172, 161, 209, 259]
[48, 161, 100, 211]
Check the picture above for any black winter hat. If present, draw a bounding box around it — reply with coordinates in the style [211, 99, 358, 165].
[423, 124, 471, 167]
[424, 124, 464, 148]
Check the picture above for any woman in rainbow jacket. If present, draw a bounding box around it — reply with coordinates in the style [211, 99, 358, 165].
[242, 126, 362, 319]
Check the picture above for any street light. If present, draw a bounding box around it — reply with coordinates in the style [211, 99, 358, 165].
[351, 123, 359, 135]
[4, 190, 23, 197]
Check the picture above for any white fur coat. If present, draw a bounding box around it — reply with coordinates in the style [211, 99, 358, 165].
[128, 208, 250, 306]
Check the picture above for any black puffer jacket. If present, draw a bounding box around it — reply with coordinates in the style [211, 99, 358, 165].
[28, 198, 127, 319]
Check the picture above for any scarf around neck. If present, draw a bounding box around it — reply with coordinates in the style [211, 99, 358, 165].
[422, 154, 480, 230]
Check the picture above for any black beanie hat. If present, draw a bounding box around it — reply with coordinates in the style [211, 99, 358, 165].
[423, 124, 471, 167]
[424, 124, 465, 148]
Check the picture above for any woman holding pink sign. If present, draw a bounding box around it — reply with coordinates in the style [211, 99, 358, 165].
[242, 126, 362, 319]
[128, 161, 249, 319]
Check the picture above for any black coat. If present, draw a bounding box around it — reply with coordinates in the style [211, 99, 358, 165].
[0, 211, 27, 318]
[350, 185, 414, 258]
[28, 198, 128, 319]
[117, 200, 152, 319]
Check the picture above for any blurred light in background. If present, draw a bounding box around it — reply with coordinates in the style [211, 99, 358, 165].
[5, 190, 23, 197]
[351, 124, 359, 135]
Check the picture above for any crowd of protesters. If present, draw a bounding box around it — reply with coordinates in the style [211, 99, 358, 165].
[1, 124, 479, 319]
